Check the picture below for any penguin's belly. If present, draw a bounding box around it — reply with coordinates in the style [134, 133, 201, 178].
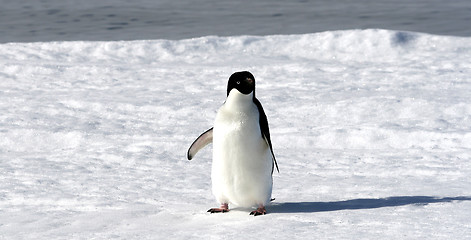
[212, 111, 273, 208]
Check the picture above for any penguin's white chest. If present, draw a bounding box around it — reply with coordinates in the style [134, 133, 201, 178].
[211, 91, 273, 207]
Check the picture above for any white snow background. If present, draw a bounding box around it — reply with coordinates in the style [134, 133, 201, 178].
[1, 29, 471, 239]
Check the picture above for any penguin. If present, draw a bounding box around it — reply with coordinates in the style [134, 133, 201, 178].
[187, 71, 279, 216]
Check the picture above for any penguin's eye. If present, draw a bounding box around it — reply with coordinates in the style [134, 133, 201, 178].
[236, 81, 240, 84]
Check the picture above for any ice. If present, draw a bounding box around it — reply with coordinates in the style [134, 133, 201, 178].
[1, 29, 471, 239]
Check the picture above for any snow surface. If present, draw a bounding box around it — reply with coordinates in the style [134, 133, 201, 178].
[1, 29, 471, 239]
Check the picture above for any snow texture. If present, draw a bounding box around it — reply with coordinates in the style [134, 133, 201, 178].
[1, 29, 471, 239]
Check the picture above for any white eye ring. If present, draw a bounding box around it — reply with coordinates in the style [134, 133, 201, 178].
[236, 81, 240, 84]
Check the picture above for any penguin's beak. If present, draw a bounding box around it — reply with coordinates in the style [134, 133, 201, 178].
[246, 78, 254, 85]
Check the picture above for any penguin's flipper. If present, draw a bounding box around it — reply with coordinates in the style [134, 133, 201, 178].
[254, 98, 279, 173]
[263, 135, 279, 173]
[187, 128, 213, 160]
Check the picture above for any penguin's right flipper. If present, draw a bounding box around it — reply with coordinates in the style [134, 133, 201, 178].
[187, 128, 213, 160]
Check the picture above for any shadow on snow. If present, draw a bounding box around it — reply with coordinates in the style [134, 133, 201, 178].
[270, 196, 471, 213]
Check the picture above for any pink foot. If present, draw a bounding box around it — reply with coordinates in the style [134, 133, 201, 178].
[250, 205, 267, 216]
[207, 203, 230, 213]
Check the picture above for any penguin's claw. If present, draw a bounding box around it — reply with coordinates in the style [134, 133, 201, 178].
[207, 203, 229, 214]
[207, 208, 230, 213]
[249, 206, 266, 216]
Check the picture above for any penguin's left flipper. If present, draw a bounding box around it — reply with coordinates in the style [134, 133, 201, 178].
[187, 128, 213, 160]
[254, 98, 279, 173]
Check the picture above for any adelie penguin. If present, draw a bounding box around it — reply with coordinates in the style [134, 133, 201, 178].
[187, 71, 279, 216]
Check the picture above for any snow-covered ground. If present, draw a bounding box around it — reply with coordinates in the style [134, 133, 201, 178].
[1, 29, 471, 239]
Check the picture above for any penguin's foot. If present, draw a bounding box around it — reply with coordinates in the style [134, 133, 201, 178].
[207, 203, 229, 214]
[249, 205, 267, 216]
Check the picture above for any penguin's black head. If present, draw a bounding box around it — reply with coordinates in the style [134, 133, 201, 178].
[226, 71, 255, 96]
